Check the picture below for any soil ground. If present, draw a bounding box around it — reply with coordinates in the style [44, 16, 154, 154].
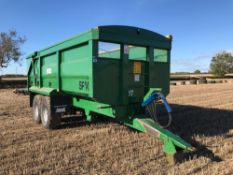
[0, 83, 233, 175]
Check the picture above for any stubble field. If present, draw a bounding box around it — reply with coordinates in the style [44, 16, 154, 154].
[0, 82, 233, 175]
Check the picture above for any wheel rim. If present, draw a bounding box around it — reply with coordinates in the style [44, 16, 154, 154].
[43, 108, 49, 124]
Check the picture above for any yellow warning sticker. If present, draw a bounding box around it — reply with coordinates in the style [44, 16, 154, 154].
[133, 61, 141, 74]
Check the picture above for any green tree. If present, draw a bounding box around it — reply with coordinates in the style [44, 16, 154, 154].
[210, 51, 233, 77]
[0, 30, 26, 68]
[194, 69, 201, 74]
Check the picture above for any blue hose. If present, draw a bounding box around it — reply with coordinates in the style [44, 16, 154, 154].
[141, 92, 172, 128]
[141, 93, 172, 113]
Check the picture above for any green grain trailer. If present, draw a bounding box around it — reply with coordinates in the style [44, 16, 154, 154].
[27, 25, 192, 163]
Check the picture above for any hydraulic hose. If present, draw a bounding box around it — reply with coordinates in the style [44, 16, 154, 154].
[142, 92, 172, 128]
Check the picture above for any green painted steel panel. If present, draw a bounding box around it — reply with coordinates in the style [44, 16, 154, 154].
[154, 48, 168, 62]
[93, 58, 121, 104]
[72, 97, 115, 118]
[32, 59, 40, 87]
[97, 25, 171, 49]
[35, 31, 94, 58]
[133, 118, 192, 153]
[41, 53, 58, 89]
[60, 42, 93, 96]
[128, 46, 147, 61]
[29, 86, 57, 96]
[27, 25, 171, 113]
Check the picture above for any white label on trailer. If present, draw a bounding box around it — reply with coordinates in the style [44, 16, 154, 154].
[46, 68, 52, 74]
[56, 107, 66, 113]
[134, 74, 140, 82]
[55, 105, 67, 113]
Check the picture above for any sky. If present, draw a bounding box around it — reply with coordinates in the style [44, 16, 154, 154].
[0, 0, 232, 74]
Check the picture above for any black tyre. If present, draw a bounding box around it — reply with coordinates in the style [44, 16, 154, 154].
[32, 95, 42, 124]
[41, 96, 61, 129]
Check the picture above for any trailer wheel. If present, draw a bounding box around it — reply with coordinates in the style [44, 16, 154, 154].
[41, 96, 61, 129]
[32, 95, 42, 124]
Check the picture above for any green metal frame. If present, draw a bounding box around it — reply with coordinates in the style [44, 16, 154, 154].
[27, 26, 192, 162]
[70, 88, 192, 158]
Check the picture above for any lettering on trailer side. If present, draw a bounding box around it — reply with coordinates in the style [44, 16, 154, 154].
[79, 80, 89, 91]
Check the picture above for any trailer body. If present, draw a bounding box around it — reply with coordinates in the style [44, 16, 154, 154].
[27, 26, 192, 163]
